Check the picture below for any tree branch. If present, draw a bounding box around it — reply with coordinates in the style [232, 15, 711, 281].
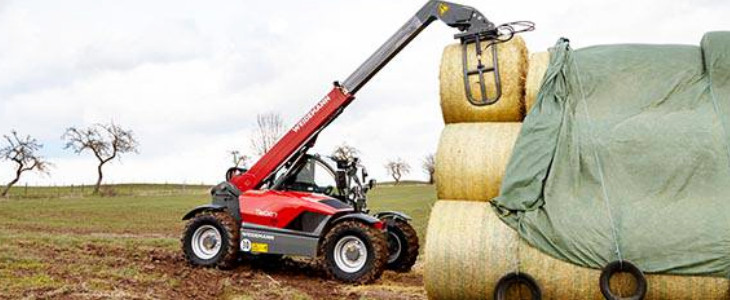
[61, 122, 138, 194]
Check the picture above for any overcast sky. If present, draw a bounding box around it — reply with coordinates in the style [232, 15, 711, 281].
[1, 0, 728, 186]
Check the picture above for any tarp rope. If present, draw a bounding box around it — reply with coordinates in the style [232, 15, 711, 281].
[512, 218, 524, 275]
[571, 56, 624, 265]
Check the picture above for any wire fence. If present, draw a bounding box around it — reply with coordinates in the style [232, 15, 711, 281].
[2, 183, 211, 199]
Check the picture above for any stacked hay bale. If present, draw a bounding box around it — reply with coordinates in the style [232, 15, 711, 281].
[434, 123, 521, 202]
[425, 42, 730, 299]
[424, 201, 729, 300]
[435, 36, 528, 203]
[440, 38, 528, 123]
[524, 52, 550, 113]
[428, 35, 528, 298]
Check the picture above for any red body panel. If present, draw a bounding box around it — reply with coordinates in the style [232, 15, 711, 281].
[239, 190, 352, 229]
[231, 87, 354, 192]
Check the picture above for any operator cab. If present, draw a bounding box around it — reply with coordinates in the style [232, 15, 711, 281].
[280, 155, 338, 197]
[270, 153, 376, 212]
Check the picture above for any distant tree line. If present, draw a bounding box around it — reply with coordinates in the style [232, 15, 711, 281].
[3, 111, 437, 198]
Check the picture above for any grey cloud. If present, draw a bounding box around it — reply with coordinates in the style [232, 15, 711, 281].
[0, 18, 210, 98]
[75, 19, 209, 72]
[222, 53, 278, 91]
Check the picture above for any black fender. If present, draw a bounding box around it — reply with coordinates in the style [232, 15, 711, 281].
[317, 212, 384, 249]
[181, 204, 227, 220]
[331, 212, 382, 226]
[374, 211, 412, 223]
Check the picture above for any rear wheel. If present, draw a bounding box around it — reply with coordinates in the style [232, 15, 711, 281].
[320, 220, 388, 283]
[384, 219, 419, 272]
[182, 211, 240, 269]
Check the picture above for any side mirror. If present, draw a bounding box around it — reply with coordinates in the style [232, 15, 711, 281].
[368, 179, 376, 190]
[335, 170, 348, 190]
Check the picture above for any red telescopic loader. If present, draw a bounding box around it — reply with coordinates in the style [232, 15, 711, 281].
[181, 0, 533, 283]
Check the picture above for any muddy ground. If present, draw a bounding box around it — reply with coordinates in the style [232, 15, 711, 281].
[0, 186, 436, 299]
[1, 229, 426, 300]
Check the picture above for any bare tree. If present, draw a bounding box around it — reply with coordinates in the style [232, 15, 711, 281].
[422, 154, 436, 185]
[385, 158, 410, 185]
[332, 143, 359, 161]
[230, 150, 250, 168]
[63, 122, 138, 195]
[251, 112, 285, 156]
[0, 131, 51, 197]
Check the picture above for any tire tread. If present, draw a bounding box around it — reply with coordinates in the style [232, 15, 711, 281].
[181, 210, 240, 270]
[386, 219, 420, 272]
[319, 220, 388, 284]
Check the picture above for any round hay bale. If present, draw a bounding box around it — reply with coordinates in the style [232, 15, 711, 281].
[440, 36, 528, 123]
[525, 52, 550, 113]
[435, 123, 522, 202]
[424, 200, 730, 300]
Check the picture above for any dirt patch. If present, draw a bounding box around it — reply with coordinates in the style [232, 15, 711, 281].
[3, 223, 178, 239]
[4, 237, 426, 300]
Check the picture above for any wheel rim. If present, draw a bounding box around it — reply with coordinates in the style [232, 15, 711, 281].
[387, 231, 402, 264]
[333, 235, 368, 273]
[191, 225, 222, 260]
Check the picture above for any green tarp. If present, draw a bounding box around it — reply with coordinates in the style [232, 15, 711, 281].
[492, 32, 730, 277]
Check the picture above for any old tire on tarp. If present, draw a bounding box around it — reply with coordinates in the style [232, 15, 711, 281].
[423, 201, 730, 300]
[600, 260, 647, 300]
[440, 36, 528, 123]
[525, 52, 550, 113]
[494, 272, 542, 300]
[435, 123, 522, 202]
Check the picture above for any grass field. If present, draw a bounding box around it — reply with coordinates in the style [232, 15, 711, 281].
[0, 184, 437, 299]
[1, 183, 211, 199]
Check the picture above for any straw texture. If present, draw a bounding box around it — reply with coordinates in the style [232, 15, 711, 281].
[435, 123, 522, 202]
[424, 201, 730, 300]
[439, 36, 528, 123]
[525, 52, 550, 113]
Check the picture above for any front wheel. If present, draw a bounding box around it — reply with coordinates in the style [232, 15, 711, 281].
[384, 219, 419, 272]
[181, 211, 240, 269]
[320, 221, 388, 283]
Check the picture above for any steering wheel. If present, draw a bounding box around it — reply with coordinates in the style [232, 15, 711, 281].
[290, 182, 335, 196]
[322, 186, 334, 195]
[289, 181, 318, 192]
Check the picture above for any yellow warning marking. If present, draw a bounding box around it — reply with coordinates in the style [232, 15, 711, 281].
[251, 243, 269, 253]
[438, 3, 450, 16]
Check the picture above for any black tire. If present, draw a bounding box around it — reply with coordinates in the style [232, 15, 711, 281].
[599, 260, 647, 300]
[319, 220, 388, 284]
[494, 272, 542, 300]
[181, 211, 240, 270]
[383, 219, 419, 272]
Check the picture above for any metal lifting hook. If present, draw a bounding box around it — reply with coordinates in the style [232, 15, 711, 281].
[460, 21, 535, 106]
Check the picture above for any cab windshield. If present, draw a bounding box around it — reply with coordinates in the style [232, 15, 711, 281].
[275, 155, 338, 196]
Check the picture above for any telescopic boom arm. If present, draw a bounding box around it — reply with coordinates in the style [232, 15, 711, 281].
[231, 1, 524, 192]
[343, 1, 497, 94]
